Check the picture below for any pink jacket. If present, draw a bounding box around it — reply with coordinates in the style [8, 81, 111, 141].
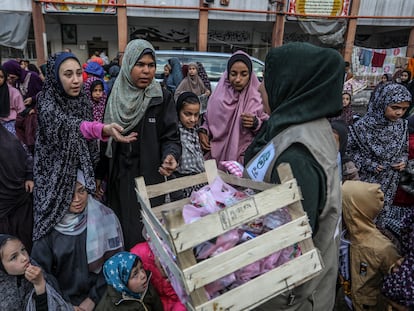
[130, 242, 186, 311]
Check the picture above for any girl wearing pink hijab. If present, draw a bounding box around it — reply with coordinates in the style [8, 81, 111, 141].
[198, 51, 268, 170]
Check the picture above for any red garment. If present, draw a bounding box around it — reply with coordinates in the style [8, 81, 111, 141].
[393, 134, 414, 206]
[371, 52, 386, 67]
[130, 242, 186, 311]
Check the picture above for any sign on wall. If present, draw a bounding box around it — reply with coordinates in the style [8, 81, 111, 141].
[44, 0, 116, 14]
[287, 0, 351, 19]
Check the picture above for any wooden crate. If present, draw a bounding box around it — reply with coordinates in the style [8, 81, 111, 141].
[135, 160, 323, 311]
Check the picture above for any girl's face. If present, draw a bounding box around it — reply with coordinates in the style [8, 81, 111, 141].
[163, 66, 170, 76]
[69, 182, 88, 214]
[0, 70, 5, 86]
[1, 239, 29, 276]
[229, 61, 250, 92]
[401, 72, 410, 83]
[179, 102, 200, 129]
[384, 101, 410, 122]
[381, 75, 388, 83]
[188, 65, 197, 77]
[59, 58, 83, 97]
[92, 84, 104, 102]
[342, 94, 351, 108]
[127, 261, 147, 294]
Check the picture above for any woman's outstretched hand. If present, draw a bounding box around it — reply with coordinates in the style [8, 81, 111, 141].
[103, 123, 138, 143]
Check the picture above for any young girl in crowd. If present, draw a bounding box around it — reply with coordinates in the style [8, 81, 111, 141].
[84, 76, 107, 122]
[175, 91, 205, 197]
[347, 83, 412, 226]
[174, 62, 210, 101]
[330, 92, 354, 126]
[96, 251, 164, 311]
[199, 50, 268, 170]
[0, 234, 72, 311]
[0, 65, 25, 135]
[31, 170, 124, 311]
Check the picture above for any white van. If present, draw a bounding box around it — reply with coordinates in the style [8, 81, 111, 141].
[154, 50, 265, 92]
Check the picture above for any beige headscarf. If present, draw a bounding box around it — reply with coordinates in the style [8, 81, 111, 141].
[104, 39, 162, 157]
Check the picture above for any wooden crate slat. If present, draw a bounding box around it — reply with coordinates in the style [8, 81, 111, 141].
[169, 179, 302, 252]
[145, 172, 208, 198]
[218, 171, 275, 191]
[135, 178, 173, 252]
[162, 201, 209, 306]
[277, 163, 315, 253]
[151, 197, 190, 219]
[182, 215, 311, 291]
[194, 249, 323, 311]
[141, 212, 185, 288]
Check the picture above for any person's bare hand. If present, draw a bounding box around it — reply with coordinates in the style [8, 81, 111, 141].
[198, 131, 210, 151]
[79, 298, 95, 311]
[102, 123, 138, 143]
[375, 165, 384, 173]
[159, 154, 177, 176]
[73, 307, 85, 311]
[23, 97, 32, 106]
[25, 264, 46, 295]
[391, 257, 405, 273]
[25, 180, 34, 193]
[391, 161, 406, 171]
[95, 179, 104, 201]
[241, 113, 256, 128]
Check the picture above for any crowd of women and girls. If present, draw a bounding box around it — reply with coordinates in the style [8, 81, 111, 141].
[1, 39, 414, 310]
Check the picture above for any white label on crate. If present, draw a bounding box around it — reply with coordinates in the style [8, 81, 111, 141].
[245, 143, 276, 182]
[219, 197, 259, 230]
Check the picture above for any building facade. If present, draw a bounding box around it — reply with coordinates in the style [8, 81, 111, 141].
[0, 0, 413, 65]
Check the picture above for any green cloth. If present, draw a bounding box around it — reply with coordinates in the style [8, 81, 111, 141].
[244, 42, 343, 231]
[245, 42, 343, 162]
[104, 39, 162, 133]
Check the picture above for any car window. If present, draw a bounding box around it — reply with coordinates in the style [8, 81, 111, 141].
[155, 52, 264, 83]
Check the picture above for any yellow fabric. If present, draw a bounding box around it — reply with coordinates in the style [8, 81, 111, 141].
[342, 181, 401, 310]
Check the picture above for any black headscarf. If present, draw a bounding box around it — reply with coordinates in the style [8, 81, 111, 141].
[226, 51, 252, 80]
[245, 42, 343, 163]
[0, 234, 14, 271]
[0, 66, 10, 118]
[33, 52, 98, 241]
[176, 91, 200, 114]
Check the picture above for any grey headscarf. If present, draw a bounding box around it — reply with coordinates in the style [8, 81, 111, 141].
[104, 39, 162, 156]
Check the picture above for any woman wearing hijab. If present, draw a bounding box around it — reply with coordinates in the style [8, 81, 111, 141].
[244, 42, 343, 310]
[174, 62, 210, 101]
[0, 124, 34, 253]
[0, 66, 25, 135]
[347, 83, 411, 226]
[3, 59, 43, 152]
[31, 170, 124, 311]
[104, 39, 181, 250]
[165, 57, 183, 93]
[198, 50, 268, 170]
[33, 52, 136, 242]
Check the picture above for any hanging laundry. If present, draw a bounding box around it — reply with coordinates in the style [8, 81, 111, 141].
[359, 49, 372, 66]
[371, 52, 386, 67]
